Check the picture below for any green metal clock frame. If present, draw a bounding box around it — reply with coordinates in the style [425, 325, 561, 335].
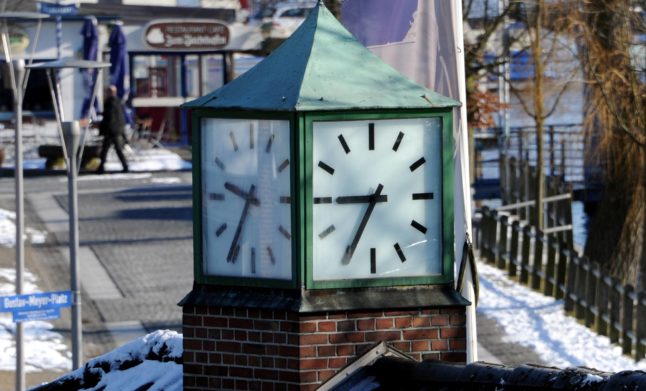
[192, 107, 454, 290]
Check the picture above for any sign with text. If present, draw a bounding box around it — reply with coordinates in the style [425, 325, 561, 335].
[37, 1, 79, 16]
[0, 291, 72, 323]
[144, 20, 230, 50]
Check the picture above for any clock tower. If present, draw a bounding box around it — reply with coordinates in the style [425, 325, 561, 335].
[180, 2, 469, 390]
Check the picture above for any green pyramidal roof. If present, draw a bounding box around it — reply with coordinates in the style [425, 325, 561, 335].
[184, 2, 459, 112]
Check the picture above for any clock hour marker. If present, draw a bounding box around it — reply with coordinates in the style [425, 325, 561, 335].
[251, 247, 256, 274]
[278, 225, 291, 240]
[267, 246, 276, 264]
[370, 248, 376, 274]
[265, 133, 275, 153]
[215, 223, 227, 237]
[214, 157, 225, 170]
[278, 158, 290, 173]
[394, 243, 406, 262]
[229, 131, 239, 152]
[338, 134, 351, 154]
[368, 123, 375, 150]
[280, 196, 291, 204]
[318, 224, 335, 239]
[412, 192, 434, 200]
[392, 131, 404, 151]
[314, 197, 332, 204]
[411, 220, 428, 234]
[208, 193, 224, 201]
[318, 161, 335, 175]
[249, 125, 255, 149]
[409, 157, 426, 172]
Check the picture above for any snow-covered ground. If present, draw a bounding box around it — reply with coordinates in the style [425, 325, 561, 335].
[478, 261, 646, 372]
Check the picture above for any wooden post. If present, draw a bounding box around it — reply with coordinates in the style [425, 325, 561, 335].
[574, 256, 587, 320]
[549, 125, 555, 177]
[560, 139, 566, 178]
[500, 153, 508, 204]
[480, 206, 491, 260]
[563, 249, 576, 312]
[593, 263, 609, 335]
[584, 260, 597, 327]
[609, 277, 621, 344]
[509, 220, 520, 278]
[622, 284, 635, 357]
[496, 214, 509, 269]
[555, 241, 568, 300]
[543, 236, 557, 297]
[520, 225, 531, 285]
[635, 291, 646, 360]
[531, 230, 544, 291]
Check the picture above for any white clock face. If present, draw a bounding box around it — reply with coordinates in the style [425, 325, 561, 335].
[312, 117, 443, 282]
[201, 118, 292, 280]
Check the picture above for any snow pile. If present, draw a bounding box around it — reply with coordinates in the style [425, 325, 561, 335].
[33, 330, 182, 391]
[478, 261, 646, 372]
[0, 208, 47, 247]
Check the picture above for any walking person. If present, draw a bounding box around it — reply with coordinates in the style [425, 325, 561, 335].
[97, 85, 129, 173]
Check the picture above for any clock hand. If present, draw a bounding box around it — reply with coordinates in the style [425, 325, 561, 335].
[225, 181, 260, 206]
[341, 184, 384, 265]
[336, 194, 388, 204]
[227, 184, 257, 263]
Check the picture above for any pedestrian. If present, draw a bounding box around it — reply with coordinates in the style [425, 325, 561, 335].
[97, 85, 129, 173]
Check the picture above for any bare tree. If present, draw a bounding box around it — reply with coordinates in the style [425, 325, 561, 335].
[574, 0, 646, 288]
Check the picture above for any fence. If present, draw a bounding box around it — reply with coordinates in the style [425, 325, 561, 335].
[501, 124, 585, 185]
[476, 208, 646, 361]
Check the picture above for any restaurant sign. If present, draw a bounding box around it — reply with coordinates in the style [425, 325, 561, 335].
[144, 20, 230, 50]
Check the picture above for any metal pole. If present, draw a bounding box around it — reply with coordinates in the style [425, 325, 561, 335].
[62, 121, 82, 369]
[13, 58, 25, 391]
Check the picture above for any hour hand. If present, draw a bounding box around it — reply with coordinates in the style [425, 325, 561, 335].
[225, 182, 260, 205]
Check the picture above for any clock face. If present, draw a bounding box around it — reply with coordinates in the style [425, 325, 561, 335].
[312, 117, 443, 282]
[201, 118, 292, 280]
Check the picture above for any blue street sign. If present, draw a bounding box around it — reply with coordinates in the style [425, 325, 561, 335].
[0, 291, 72, 322]
[37, 1, 79, 16]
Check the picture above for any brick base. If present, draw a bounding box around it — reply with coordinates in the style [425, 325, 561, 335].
[183, 306, 467, 390]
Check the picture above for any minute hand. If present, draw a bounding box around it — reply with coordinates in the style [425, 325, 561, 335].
[341, 184, 384, 265]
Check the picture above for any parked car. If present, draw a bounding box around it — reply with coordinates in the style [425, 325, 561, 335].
[255, 1, 317, 39]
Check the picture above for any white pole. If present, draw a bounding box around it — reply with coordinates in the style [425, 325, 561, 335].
[13, 57, 26, 391]
[453, 0, 478, 363]
[62, 121, 82, 369]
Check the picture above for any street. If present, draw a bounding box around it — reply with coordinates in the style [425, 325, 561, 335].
[0, 171, 193, 388]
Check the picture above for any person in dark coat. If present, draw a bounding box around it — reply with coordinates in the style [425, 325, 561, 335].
[97, 85, 129, 173]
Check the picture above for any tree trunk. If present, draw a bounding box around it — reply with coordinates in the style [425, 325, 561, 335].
[580, 0, 646, 288]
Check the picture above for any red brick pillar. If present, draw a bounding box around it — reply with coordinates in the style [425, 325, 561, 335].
[182, 305, 466, 390]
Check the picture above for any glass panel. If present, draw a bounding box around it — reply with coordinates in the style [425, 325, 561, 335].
[202, 118, 292, 280]
[312, 117, 443, 281]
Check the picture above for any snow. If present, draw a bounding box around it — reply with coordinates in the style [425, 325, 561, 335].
[0, 209, 47, 247]
[46, 330, 182, 391]
[478, 261, 646, 372]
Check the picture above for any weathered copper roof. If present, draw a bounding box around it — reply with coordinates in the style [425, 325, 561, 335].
[183, 2, 459, 112]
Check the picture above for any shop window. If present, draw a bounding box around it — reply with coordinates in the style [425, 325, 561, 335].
[133, 55, 180, 97]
